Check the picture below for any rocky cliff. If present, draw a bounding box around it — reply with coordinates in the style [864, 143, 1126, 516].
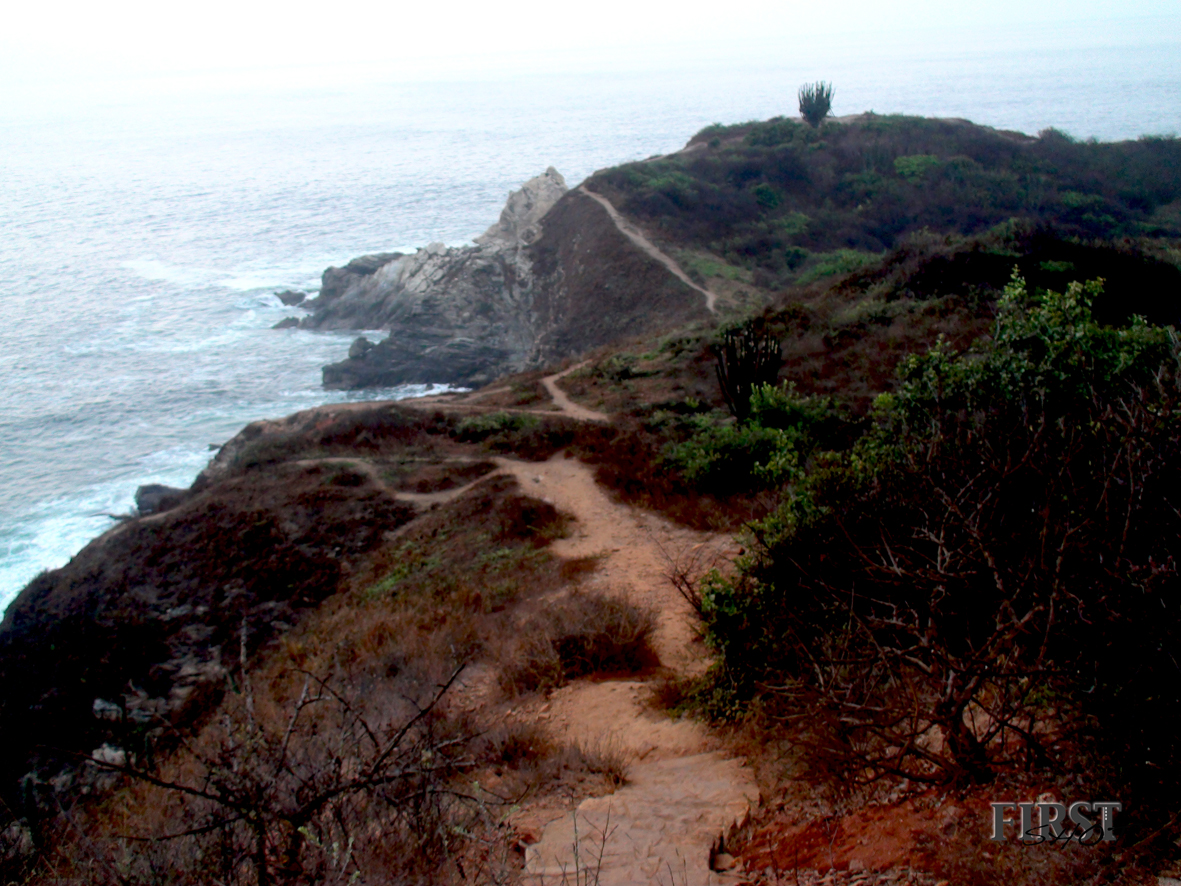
[301, 168, 710, 389]
[0, 406, 424, 799]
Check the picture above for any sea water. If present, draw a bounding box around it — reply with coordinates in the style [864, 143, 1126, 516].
[1, 17, 1178, 612]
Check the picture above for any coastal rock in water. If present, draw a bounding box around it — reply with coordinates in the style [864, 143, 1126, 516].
[302, 252, 404, 327]
[348, 336, 375, 359]
[272, 317, 300, 329]
[275, 289, 307, 306]
[313, 170, 710, 389]
[134, 483, 186, 515]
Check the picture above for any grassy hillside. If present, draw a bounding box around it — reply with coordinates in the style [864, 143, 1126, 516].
[588, 114, 1181, 290]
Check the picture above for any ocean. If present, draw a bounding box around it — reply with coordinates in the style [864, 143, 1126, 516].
[1, 16, 1179, 613]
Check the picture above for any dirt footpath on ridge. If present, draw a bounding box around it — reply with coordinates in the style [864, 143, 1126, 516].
[398, 366, 758, 885]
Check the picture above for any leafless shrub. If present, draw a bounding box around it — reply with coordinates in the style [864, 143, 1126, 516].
[52, 657, 484, 886]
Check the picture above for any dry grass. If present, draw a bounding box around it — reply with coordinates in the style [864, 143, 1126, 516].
[499, 592, 658, 694]
[472, 722, 632, 802]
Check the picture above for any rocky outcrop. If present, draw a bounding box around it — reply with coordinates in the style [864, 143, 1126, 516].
[275, 289, 307, 306]
[133, 483, 186, 515]
[474, 165, 569, 248]
[313, 168, 710, 389]
[300, 252, 404, 329]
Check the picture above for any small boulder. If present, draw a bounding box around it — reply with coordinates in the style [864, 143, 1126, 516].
[272, 317, 301, 329]
[348, 336, 376, 360]
[92, 698, 122, 721]
[275, 289, 307, 306]
[135, 484, 186, 516]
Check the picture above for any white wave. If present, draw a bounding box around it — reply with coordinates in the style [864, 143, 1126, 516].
[217, 268, 326, 292]
[125, 257, 326, 297]
[122, 257, 221, 288]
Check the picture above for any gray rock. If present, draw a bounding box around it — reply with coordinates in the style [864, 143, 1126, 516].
[303, 252, 404, 319]
[134, 483, 186, 515]
[313, 170, 709, 390]
[475, 166, 568, 247]
[272, 317, 300, 329]
[348, 336, 375, 359]
[275, 289, 307, 306]
[92, 698, 122, 721]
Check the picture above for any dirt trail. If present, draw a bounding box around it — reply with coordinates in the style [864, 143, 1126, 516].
[491, 454, 756, 885]
[377, 357, 758, 881]
[397, 362, 605, 423]
[541, 361, 609, 423]
[580, 186, 720, 314]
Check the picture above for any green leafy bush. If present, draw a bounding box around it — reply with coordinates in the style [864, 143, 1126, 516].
[665, 383, 844, 493]
[893, 153, 941, 182]
[794, 249, 880, 285]
[700, 272, 1181, 834]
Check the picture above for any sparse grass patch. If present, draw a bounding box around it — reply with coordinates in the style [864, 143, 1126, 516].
[559, 554, 606, 582]
[365, 541, 443, 598]
[500, 592, 657, 694]
[794, 249, 881, 286]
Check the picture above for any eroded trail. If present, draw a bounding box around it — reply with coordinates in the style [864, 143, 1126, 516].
[391, 358, 758, 882]
[580, 186, 720, 314]
[493, 455, 757, 885]
[541, 361, 609, 423]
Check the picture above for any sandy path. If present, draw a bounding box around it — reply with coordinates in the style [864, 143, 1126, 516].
[580, 186, 719, 314]
[350, 358, 757, 880]
[541, 361, 609, 423]
[494, 455, 756, 884]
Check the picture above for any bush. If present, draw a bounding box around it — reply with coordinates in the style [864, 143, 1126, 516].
[700, 272, 1181, 841]
[453, 411, 538, 442]
[501, 593, 656, 693]
[798, 81, 834, 128]
[666, 418, 804, 492]
[665, 384, 847, 493]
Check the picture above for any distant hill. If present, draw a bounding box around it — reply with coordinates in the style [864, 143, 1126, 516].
[587, 114, 1181, 290]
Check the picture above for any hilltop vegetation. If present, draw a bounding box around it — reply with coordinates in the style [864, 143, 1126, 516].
[588, 114, 1181, 290]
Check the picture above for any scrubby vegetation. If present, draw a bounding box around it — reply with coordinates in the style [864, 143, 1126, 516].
[797, 81, 834, 128]
[589, 115, 1181, 290]
[694, 271, 1181, 851]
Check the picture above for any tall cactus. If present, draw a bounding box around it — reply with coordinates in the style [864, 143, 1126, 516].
[798, 81, 834, 128]
[713, 323, 782, 421]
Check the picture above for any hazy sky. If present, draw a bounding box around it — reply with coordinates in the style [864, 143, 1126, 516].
[3, 0, 1177, 88]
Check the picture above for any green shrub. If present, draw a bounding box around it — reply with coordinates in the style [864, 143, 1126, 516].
[700, 273, 1181, 836]
[453, 411, 538, 442]
[893, 153, 941, 182]
[666, 383, 844, 492]
[794, 249, 880, 285]
[665, 418, 804, 492]
[752, 182, 781, 210]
